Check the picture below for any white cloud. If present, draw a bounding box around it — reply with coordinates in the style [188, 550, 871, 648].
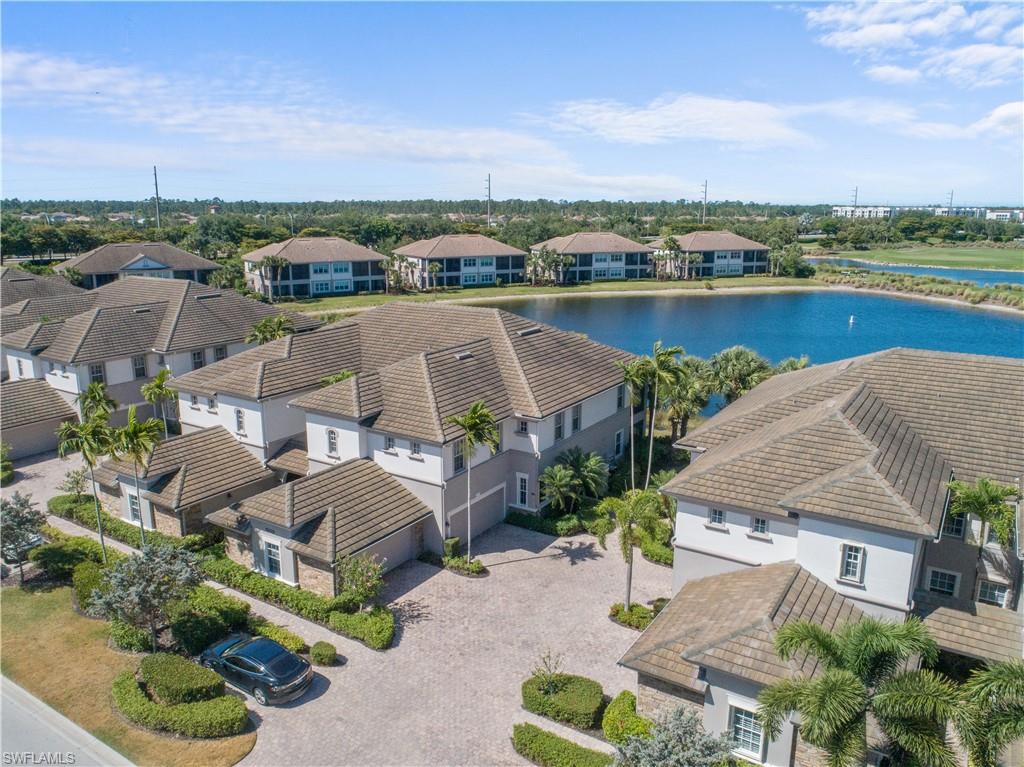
[865, 64, 923, 83]
[921, 43, 1023, 87]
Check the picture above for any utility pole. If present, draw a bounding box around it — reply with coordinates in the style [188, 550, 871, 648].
[153, 165, 162, 229]
[851, 186, 858, 208]
[288, 212, 295, 236]
[947, 189, 954, 213]
[486, 173, 492, 228]
[700, 180, 708, 225]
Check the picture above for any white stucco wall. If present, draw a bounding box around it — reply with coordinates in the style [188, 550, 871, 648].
[368, 431, 443, 484]
[673, 499, 799, 568]
[535, 385, 622, 453]
[305, 413, 365, 468]
[5, 350, 42, 380]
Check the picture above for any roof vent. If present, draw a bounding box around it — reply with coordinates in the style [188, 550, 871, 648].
[454, 351, 474, 361]
[517, 326, 543, 337]
[133, 307, 151, 314]
[195, 292, 223, 300]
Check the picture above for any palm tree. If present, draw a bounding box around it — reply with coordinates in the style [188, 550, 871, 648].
[650, 468, 678, 534]
[775, 356, 810, 374]
[685, 251, 703, 280]
[758, 617, 960, 767]
[246, 314, 295, 344]
[661, 236, 681, 280]
[617, 359, 647, 492]
[957, 660, 1024, 767]
[446, 400, 500, 560]
[662, 355, 714, 441]
[428, 261, 442, 290]
[540, 464, 576, 515]
[947, 477, 1019, 548]
[559, 447, 609, 501]
[111, 405, 163, 544]
[75, 381, 116, 421]
[641, 341, 683, 489]
[259, 254, 289, 302]
[710, 345, 774, 403]
[56, 416, 114, 563]
[140, 368, 175, 438]
[594, 489, 662, 609]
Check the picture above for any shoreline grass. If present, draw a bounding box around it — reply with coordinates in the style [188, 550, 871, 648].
[814, 246, 1023, 272]
[0, 585, 256, 767]
[815, 264, 1023, 310]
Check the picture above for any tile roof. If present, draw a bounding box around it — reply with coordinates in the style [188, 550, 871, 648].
[267, 439, 309, 476]
[3, 320, 67, 352]
[241, 237, 383, 264]
[393, 234, 526, 259]
[172, 323, 361, 400]
[0, 378, 78, 430]
[620, 562, 863, 690]
[915, 592, 1022, 663]
[54, 242, 218, 275]
[102, 426, 272, 510]
[214, 458, 432, 565]
[531, 232, 654, 255]
[667, 349, 1023, 536]
[0, 267, 86, 304]
[1, 293, 99, 336]
[649, 231, 769, 251]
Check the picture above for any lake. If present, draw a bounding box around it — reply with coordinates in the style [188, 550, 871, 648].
[485, 290, 1024, 364]
[809, 257, 1024, 286]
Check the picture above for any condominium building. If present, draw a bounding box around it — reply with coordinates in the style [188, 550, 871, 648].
[242, 237, 386, 298]
[392, 234, 527, 288]
[54, 242, 219, 289]
[530, 232, 654, 281]
[649, 231, 770, 278]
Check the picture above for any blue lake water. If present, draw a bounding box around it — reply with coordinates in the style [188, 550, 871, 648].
[486, 291, 1024, 364]
[810, 257, 1024, 286]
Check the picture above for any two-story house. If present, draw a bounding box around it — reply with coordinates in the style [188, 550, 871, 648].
[1, 277, 319, 432]
[392, 233, 528, 289]
[241, 237, 386, 298]
[620, 348, 1023, 767]
[648, 231, 770, 278]
[194, 302, 635, 592]
[54, 242, 219, 288]
[530, 232, 654, 282]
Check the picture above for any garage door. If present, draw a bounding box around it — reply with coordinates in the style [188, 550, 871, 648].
[448, 484, 506, 546]
[360, 521, 423, 573]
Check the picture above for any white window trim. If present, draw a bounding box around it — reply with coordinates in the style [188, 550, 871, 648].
[977, 578, 1010, 608]
[728, 704, 765, 763]
[515, 472, 530, 508]
[748, 516, 770, 540]
[706, 507, 727, 531]
[838, 542, 866, 585]
[926, 566, 960, 598]
[326, 429, 339, 456]
[614, 429, 624, 457]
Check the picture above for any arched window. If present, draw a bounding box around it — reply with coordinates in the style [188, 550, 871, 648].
[327, 429, 338, 455]
[235, 408, 245, 433]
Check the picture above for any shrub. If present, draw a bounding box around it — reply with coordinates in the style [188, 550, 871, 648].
[521, 673, 605, 730]
[554, 515, 585, 537]
[28, 536, 106, 580]
[111, 671, 248, 738]
[442, 555, 487, 575]
[140, 653, 225, 704]
[109, 620, 150, 652]
[170, 606, 229, 656]
[639, 536, 672, 566]
[188, 585, 250, 629]
[335, 553, 384, 608]
[511, 723, 612, 767]
[72, 560, 106, 610]
[310, 641, 337, 666]
[443, 537, 461, 558]
[506, 511, 560, 536]
[609, 603, 655, 631]
[327, 606, 395, 650]
[602, 691, 653, 745]
[247, 615, 307, 653]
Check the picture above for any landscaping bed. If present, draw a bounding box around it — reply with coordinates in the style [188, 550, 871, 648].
[608, 599, 668, 631]
[511, 722, 612, 767]
[601, 691, 652, 745]
[521, 672, 606, 731]
[417, 550, 488, 577]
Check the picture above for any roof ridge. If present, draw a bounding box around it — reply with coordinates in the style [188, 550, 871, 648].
[285, 483, 295, 527]
[493, 311, 541, 416]
[417, 353, 446, 440]
[171, 465, 188, 508]
[767, 562, 804, 623]
[154, 281, 190, 352]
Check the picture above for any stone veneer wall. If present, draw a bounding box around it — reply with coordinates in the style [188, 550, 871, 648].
[636, 673, 704, 720]
[152, 507, 182, 537]
[224, 530, 254, 569]
[793, 733, 830, 767]
[96, 486, 121, 514]
[296, 556, 334, 597]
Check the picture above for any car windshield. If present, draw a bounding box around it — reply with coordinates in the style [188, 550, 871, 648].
[242, 638, 304, 678]
[266, 652, 304, 678]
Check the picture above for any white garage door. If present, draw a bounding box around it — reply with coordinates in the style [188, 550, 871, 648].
[448, 484, 506, 547]
[360, 522, 423, 573]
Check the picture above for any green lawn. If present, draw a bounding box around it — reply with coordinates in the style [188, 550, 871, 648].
[288, 275, 819, 315]
[827, 246, 1023, 271]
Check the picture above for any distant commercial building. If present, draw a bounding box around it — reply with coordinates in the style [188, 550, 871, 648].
[242, 237, 386, 298]
[831, 206, 894, 219]
[393, 234, 527, 288]
[832, 205, 989, 219]
[986, 209, 1024, 222]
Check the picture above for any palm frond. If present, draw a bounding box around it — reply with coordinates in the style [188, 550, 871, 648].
[774, 620, 844, 666]
[757, 679, 806, 740]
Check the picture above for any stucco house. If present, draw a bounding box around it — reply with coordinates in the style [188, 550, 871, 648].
[54, 242, 219, 288]
[530, 232, 654, 282]
[241, 237, 386, 298]
[620, 348, 1023, 767]
[648, 231, 770, 278]
[392, 233, 528, 289]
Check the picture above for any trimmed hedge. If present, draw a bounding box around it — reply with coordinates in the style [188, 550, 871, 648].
[140, 653, 224, 704]
[170, 606, 228, 656]
[309, 641, 337, 666]
[247, 615, 307, 653]
[111, 671, 248, 738]
[189, 586, 250, 629]
[521, 673, 605, 730]
[609, 603, 654, 630]
[601, 691, 652, 745]
[442, 555, 487, 575]
[327, 607, 395, 650]
[72, 560, 105, 610]
[109, 620, 150, 652]
[511, 723, 612, 767]
[506, 511, 580, 537]
[29, 536, 108, 580]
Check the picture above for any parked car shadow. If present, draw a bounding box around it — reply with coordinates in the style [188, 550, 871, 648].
[278, 673, 331, 708]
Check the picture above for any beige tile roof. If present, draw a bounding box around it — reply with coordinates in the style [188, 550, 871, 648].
[102, 426, 272, 510]
[241, 237, 383, 264]
[668, 349, 1023, 536]
[915, 592, 1023, 663]
[2, 320, 66, 352]
[54, 242, 218, 275]
[1, 293, 98, 336]
[218, 458, 431, 564]
[172, 323, 361, 400]
[649, 231, 769, 252]
[0, 267, 85, 305]
[0, 378, 78, 430]
[620, 562, 863, 690]
[42, 303, 169, 364]
[531, 232, 654, 255]
[393, 234, 526, 259]
[267, 439, 309, 476]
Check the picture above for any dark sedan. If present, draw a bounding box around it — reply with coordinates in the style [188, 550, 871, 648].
[201, 635, 312, 705]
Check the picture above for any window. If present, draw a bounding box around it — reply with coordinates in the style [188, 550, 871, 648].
[313, 281, 331, 294]
[453, 439, 465, 473]
[986, 523, 1015, 548]
[132, 355, 147, 379]
[332, 261, 351, 274]
[88, 363, 105, 384]
[191, 349, 205, 370]
[327, 429, 338, 455]
[554, 412, 565, 441]
[610, 253, 625, 264]
[462, 257, 477, 268]
[384, 435, 396, 452]
[751, 517, 769, 536]
[479, 257, 494, 268]
[942, 514, 965, 539]
[593, 268, 608, 280]
[730, 707, 763, 758]
[708, 508, 725, 526]
[617, 384, 625, 409]
[614, 429, 624, 457]
[333, 280, 352, 293]
[157, 354, 165, 366]
[410, 441, 421, 457]
[206, 397, 216, 411]
[479, 272, 495, 284]
[128, 494, 141, 522]
[978, 580, 1009, 608]
[16, 359, 24, 377]
[928, 569, 958, 597]
[571, 404, 582, 433]
[840, 543, 865, 583]
[265, 542, 281, 577]
[312, 263, 330, 275]
[518, 474, 529, 506]
[190, 394, 199, 408]
[234, 408, 245, 433]
[517, 420, 529, 434]
[462, 274, 478, 285]
[214, 346, 228, 362]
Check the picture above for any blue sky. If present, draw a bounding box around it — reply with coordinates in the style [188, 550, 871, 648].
[2, 1, 1022, 204]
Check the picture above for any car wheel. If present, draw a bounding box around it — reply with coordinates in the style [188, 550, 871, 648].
[201, 658, 213, 668]
[253, 687, 269, 706]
